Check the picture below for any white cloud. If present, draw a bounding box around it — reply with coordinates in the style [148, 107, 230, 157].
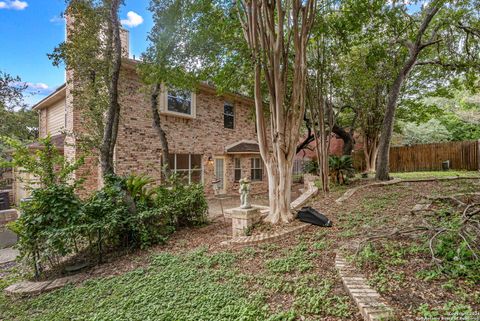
[0, 0, 28, 10]
[50, 15, 65, 24]
[12, 82, 52, 95]
[27, 82, 49, 90]
[121, 11, 143, 28]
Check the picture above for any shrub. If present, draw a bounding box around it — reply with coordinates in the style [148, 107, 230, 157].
[2, 136, 84, 277]
[154, 174, 208, 228]
[304, 160, 319, 175]
[329, 155, 355, 185]
[2, 136, 209, 276]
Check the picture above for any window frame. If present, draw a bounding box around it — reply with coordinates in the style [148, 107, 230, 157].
[234, 158, 241, 182]
[250, 157, 263, 181]
[164, 153, 203, 184]
[160, 85, 197, 119]
[223, 102, 235, 129]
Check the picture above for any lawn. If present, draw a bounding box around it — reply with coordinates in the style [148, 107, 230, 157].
[390, 170, 479, 179]
[0, 228, 360, 321]
[1, 176, 479, 320]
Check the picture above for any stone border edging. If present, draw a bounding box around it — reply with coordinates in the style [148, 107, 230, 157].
[221, 222, 309, 246]
[4, 273, 85, 297]
[335, 176, 480, 205]
[0, 247, 19, 265]
[335, 253, 394, 321]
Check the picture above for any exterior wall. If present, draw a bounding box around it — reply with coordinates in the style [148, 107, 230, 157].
[224, 154, 267, 195]
[45, 99, 66, 137]
[39, 108, 48, 138]
[64, 70, 100, 198]
[114, 66, 267, 195]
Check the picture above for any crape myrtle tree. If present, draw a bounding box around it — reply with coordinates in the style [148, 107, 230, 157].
[237, 0, 316, 223]
[375, 0, 480, 180]
[50, 0, 123, 180]
[144, 0, 316, 224]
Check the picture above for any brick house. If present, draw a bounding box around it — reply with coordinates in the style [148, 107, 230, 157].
[30, 30, 267, 198]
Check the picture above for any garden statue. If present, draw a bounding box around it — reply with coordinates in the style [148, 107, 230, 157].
[239, 177, 251, 209]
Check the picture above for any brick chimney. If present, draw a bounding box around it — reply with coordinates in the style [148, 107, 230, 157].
[65, 12, 130, 59]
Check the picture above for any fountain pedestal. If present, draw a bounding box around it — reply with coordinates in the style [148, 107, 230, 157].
[231, 207, 261, 236]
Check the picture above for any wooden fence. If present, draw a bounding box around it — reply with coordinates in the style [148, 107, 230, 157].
[353, 140, 480, 172]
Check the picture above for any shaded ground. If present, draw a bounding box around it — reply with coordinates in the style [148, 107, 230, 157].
[309, 177, 480, 320]
[1, 178, 478, 320]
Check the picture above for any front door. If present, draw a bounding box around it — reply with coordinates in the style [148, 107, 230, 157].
[214, 158, 225, 194]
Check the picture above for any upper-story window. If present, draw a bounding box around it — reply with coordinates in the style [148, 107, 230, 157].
[224, 102, 234, 129]
[162, 86, 196, 118]
[168, 89, 192, 115]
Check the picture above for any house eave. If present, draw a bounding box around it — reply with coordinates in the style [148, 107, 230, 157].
[32, 84, 67, 110]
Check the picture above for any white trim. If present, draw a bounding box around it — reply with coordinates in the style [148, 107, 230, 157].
[214, 156, 227, 194]
[32, 85, 66, 110]
[160, 84, 197, 119]
[224, 139, 258, 152]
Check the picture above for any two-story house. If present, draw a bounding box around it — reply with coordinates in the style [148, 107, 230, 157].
[31, 30, 267, 197]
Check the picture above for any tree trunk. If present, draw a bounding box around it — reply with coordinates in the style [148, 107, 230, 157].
[375, 4, 441, 181]
[363, 136, 378, 173]
[332, 124, 354, 156]
[238, 0, 315, 224]
[264, 156, 294, 224]
[99, 0, 122, 179]
[150, 83, 170, 178]
[311, 95, 329, 193]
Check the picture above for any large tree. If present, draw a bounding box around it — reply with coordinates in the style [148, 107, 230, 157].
[375, 0, 480, 180]
[237, 1, 316, 223]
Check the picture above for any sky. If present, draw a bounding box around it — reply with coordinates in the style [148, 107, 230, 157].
[0, 0, 153, 106]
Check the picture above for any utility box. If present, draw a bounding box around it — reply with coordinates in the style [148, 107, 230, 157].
[442, 160, 450, 171]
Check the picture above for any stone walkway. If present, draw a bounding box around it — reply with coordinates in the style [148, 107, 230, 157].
[0, 247, 19, 265]
[335, 254, 394, 321]
[5, 274, 84, 297]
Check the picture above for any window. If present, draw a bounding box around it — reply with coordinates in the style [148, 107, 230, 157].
[167, 89, 193, 115]
[251, 158, 263, 181]
[164, 154, 203, 184]
[234, 158, 241, 182]
[224, 102, 234, 129]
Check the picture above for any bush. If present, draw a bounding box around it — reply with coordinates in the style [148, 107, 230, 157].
[154, 174, 208, 228]
[329, 155, 355, 185]
[304, 160, 319, 175]
[9, 185, 83, 277]
[2, 137, 209, 276]
[2, 136, 84, 277]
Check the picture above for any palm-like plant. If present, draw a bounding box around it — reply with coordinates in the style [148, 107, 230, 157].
[125, 174, 155, 203]
[329, 155, 355, 185]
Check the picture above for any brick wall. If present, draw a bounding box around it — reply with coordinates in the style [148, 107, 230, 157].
[114, 65, 268, 195]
